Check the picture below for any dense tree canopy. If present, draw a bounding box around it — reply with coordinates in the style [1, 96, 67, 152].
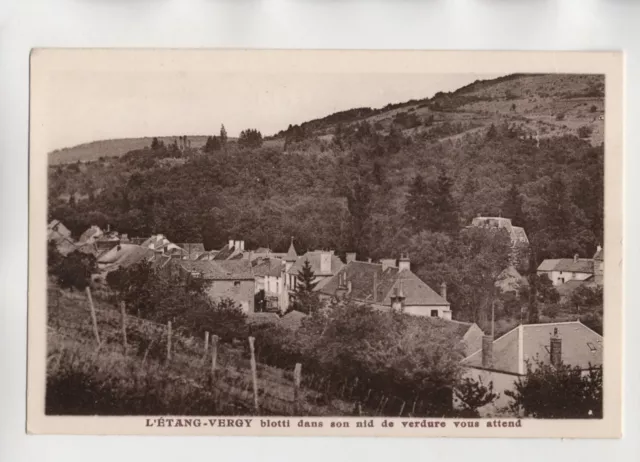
[49, 110, 603, 325]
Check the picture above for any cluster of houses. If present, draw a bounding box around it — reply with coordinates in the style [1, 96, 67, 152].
[48, 219, 604, 415]
[537, 246, 604, 300]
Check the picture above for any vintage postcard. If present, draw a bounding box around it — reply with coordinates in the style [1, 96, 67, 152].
[28, 49, 623, 437]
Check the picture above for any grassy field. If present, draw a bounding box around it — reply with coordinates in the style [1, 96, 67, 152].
[46, 287, 356, 416]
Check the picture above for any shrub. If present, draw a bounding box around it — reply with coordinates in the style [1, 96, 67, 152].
[590, 105, 597, 113]
[454, 376, 499, 417]
[50, 250, 97, 291]
[555, 113, 565, 121]
[505, 359, 602, 418]
[578, 125, 593, 138]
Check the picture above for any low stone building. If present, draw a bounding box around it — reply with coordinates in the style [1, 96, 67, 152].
[178, 260, 256, 313]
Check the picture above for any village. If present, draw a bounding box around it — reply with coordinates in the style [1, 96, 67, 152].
[47, 213, 604, 417]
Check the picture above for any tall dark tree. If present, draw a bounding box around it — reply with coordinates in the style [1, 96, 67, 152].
[527, 250, 540, 324]
[291, 259, 322, 314]
[203, 135, 221, 153]
[238, 128, 263, 149]
[345, 180, 372, 253]
[543, 174, 572, 238]
[502, 183, 526, 227]
[405, 174, 431, 231]
[151, 137, 161, 150]
[220, 124, 228, 148]
[295, 259, 318, 293]
[432, 169, 459, 233]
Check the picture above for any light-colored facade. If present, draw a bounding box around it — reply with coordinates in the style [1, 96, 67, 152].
[460, 321, 603, 416]
[203, 279, 255, 313]
[316, 255, 452, 320]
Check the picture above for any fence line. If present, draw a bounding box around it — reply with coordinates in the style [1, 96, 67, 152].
[48, 290, 437, 417]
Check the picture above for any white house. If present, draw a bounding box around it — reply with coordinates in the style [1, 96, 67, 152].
[537, 254, 595, 286]
[459, 321, 603, 416]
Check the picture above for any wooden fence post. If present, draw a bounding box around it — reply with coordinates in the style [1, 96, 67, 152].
[120, 301, 128, 353]
[293, 363, 302, 414]
[398, 400, 406, 417]
[166, 321, 172, 362]
[204, 331, 210, 356]
[85, 286, 101, 347]
[248, 336, 260, 414]
[211, 335, 219, 376]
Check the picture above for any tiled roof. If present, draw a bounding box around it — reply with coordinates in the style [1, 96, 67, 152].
[495, 266, 528, 292]
[556, 275, 603, 298]
[98, 244, 154, 269]
[462, 321, 603, 374]
[538, 258, 594, 274]
[317, 261, 448, 307]
[212, 244, 235, 261]
[288, 251, 344, 277]
[285, 241, 298, 262]
[252, 258, 284, 278]
[180, 260, 254, 280]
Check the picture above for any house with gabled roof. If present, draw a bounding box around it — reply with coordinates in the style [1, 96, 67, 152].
[97, 243, 154, 272]
[459, 320, 603, 415]
[316, 254, 452, 319]
[538, 245, 604, 289]
[178, 259, 255, 313]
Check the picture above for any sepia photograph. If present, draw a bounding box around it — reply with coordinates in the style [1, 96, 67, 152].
[27, 49, 623, 437]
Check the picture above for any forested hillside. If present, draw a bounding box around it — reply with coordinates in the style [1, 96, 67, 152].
[48, 73, 604, 326]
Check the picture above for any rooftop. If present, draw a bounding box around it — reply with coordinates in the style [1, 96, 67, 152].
[180, 259, 254, 280]
[537, 258, 594, 274]
[462, 321, 603, 375]
[317, 260, 448, 307]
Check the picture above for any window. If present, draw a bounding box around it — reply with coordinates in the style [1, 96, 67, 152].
[430, 310, 438, 317]
[558, 277, 565, 284]
[234, 281, 241, 287]
[587, 342, 597, 352]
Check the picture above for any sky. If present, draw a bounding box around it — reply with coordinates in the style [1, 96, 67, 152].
[38, 54, 504, 151]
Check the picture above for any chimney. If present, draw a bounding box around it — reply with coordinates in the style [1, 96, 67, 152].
[482, 335, 493, 368]
[398, 253, 410, 272]
[550, 327, 562, 368]
[228, 239, 234, 249]
[380, 258, 396, 271]
[440, 282, 447, 301]
[346, 252, 357, 264]
[320, 251, 331, 274]
[573, 253, 579, 263]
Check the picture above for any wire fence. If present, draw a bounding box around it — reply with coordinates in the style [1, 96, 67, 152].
[47, 286, 366, 416]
